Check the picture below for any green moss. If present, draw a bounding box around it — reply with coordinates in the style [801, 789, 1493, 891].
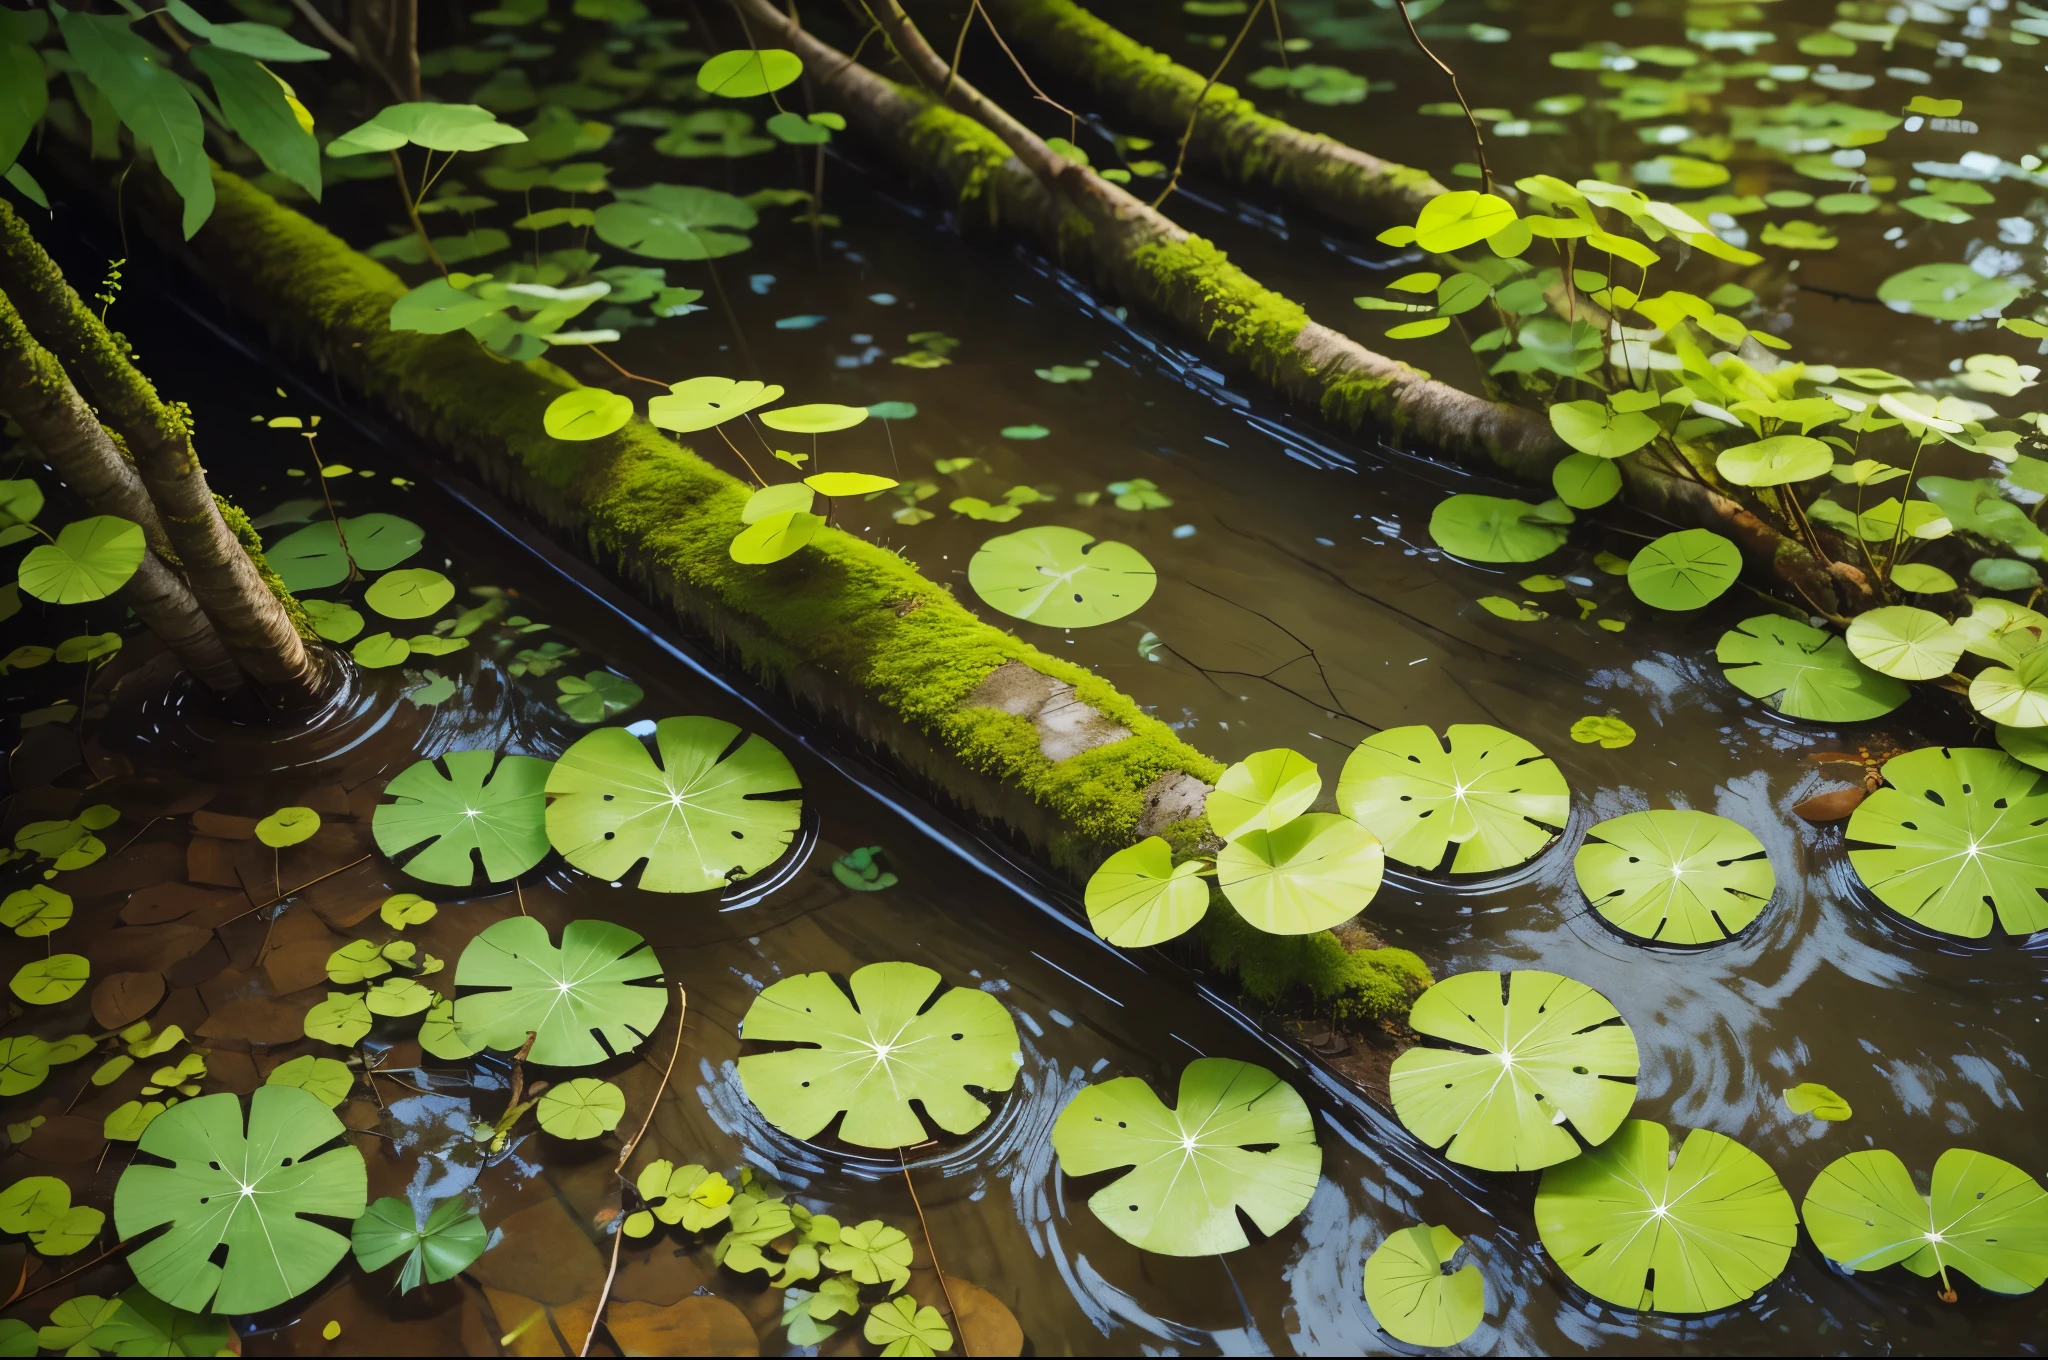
[1201, 895, 1434, 1024]
[213, 494, 313, 640]
[904, 103, 1015, 220]
[1126, 235, 1314, 381]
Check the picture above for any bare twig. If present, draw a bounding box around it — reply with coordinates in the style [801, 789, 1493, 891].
[214, 853, 374, 930]
[1395, 0, 1493, 192]
[1153, 0, 1267, 210]
[285, 0, 359, 59]
[899, 1148, 969, 1356]
[0, 1239, 136, 1313]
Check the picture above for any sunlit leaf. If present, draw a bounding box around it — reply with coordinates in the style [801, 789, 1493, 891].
[1362, 1224, 1485, 1348]
[326, 102, 526, 155]
[374, 750, 554, 887]
[1627, 528, 1740, 610]
[967, 526, 1155, 627]
[696, 48, 803, 98]
[1844, 606, 1964, 681]
[351, 1196, 488, 1293]
[1337, 724, 1569, 873]
[18, 516, 144, 603]
[1575, 810, 1774, 944]
[1716, 615, 1907, 720]
[1848, 745, 2048, 937]
[1083, 837, 1209, 947]
[1803, 1148, 2048, 1294]
[536, 1077, 626, 1139]
[1427, 494, 1571, 563]
[543, 388, 634, 440]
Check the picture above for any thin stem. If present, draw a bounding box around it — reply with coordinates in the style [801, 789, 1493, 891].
[387, 149, 448, 277]
[584, 987, 686, 1359]
[214, 854, 374, 930]
[943, 0, 975, 99]
[898, 1148, 969, 1356]
[1880, 433, 1933, 586]
[1153, 0, 1267, 210]
[972, 2, 1079, 141]
[303, 432, 360, 579]
[715, 425, 769, 486]
[586, 346, 668, 389]
[1396, 0, 1493, 193]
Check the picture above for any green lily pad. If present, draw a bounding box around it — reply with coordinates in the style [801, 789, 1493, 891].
[967, 526, 1156, 628]
[1336, 724, 1570, 873]
[1536, 1119, 1796, 1313]
[264, 1054, 351, 1107]
[255, 806, 319, 848]
[0, 1036, 50, 1095]
[536, 1077, 626, 1138]
[1574, 810, 1775, 944]
[1427, 495, 1571, 563]
[1215, 813, 1383, 934]
[1391, 970, 1638, 1171]
[1970, 647, 2048, 727]
[759, 403, 868, 434]
[0, 886, 71, 937]
[863, 1296, 951, 1356]
[85, 1287, 231, 1357]
[1083, 837, 1210, 947]
[0, 1177, 68, 1234]
[1878, 263, 2023, 321]
[364, 568, 455, 620]
[737, 960, 1021, 1149]
[824, 1219, 912, 1289]
[10, 955, 88, 1005]
[543, 388, 634, 440]
[1717, 435, 1833, 486]
[1846, 745, 2048, 937]
[545, 717, 801, 892]
[697, 47, 803, 97]
[742, 483, 816, 522]
[351, 1196, 489, 1294]
[302, 599, 364, 642]
[646, 376, 785, 432]
[1552, 452, 1623, 509]
[374, 750, 554, 886]
[303, 992, 372, 1046]
[1570, 715, 1635, 749]
[1784, 1082, 1852, 1120]
[632, 1161, 734, 1233]
[452, 916, 668, 1065]
[353, 633, 409, 668]
[18, 516, 144, 604]
[556, 670, 644, 723]
[418, 996, 482, 1061]
[805, 472, 897, 496]
[1207, 748, 1320, 839]
[1628, 528, 1741, 610]
[1050, 1058, 1321, 1256]
[112, 1087, 367, 1314]
[265, 514, 424, 591]
[326, 102, 525, 155]
[1550, 400, 1660, 459]
[1846, 605, 1965, 681]
[594, 184, 756, 260]
[1802, 1148, 2048, 1294]
[1716, 615, 1908, 720]
[1363, 1223, 1485, 1348]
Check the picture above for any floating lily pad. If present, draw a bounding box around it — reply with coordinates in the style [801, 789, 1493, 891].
[1551, 452, 1622, 509]
[265, 514, 424, 592]
[264, 1055, 351, 1107]
[364, 568, 455, 620]
[1336, 724, 1569, 873]
[537, 1077, 626, 1139]
[1802, 1148, 2048, 1294]
[545, 717, 801, 892]
[1574, 809, 1775, 944]
[1846, 606, 1965, 681]
[374, 750, 554, 886]
[113, 1087, 367, 1314]
[967, 526, 1156, 627]
[697, 47, 803, 97]
[804, 471, 897, 496]
[1784, 1082, 1852, 1120]
[1970, 648, 2048, 727]
[1391, 970, 1638, 1171]
[646, 376, 784, 432]
[302, 599, 364, 642]
[0, 886, 71, 937]
[18, 516, 144, 604]
[737, 960, 1020, 1149]
[1536, 1119, 1796, 1313]
[326, 102, 525, 155]
[1215, 813, 1383, 934]
[452, 916, 667, 1065]
[350, 1197, 488, 1294]
[1083, 837, 1210, 947]
[760, 403, 868, 434]
[1550, 400, 1660, 459]
[1207, 748, 1321, 839]
[1427, 495, 1571, 563]
[1846, 745, 2048, 937]
[542, 388, 634, 440]
[1050, 1058, 1321, 1256]
[594, 185, 756, 260]
[255, 807, 319, 849]
[556, 670, 644, 722]
[1716, 615, 1908, 721]
[1569, 715, 1635, 749]
[11, 955, 88, 1005]
[1628, 528, 1741, 610]
[1363, 1223, 1485, 1348]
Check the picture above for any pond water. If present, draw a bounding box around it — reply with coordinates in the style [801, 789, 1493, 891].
[4, 0, 2046, 1353]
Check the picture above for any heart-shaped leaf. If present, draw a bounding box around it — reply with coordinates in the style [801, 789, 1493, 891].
[1363, 1223, 1485, 1348]
[265, 513, 423, 591]
[1550, 400, 1660, 458]
[18, 517, 144, 604]
[1427, 494, 1572, 563]
[1413, 190, 1517, 253]
[1207, 748, 1321, 839]
[1716, 434, 1833, 486]
[543, 388, 634, 440]
[255, 806, 320, 848]
[1083, 837, 1210, 947]
[326, 102, 525, 155]
[1215, 813, 1383, 934]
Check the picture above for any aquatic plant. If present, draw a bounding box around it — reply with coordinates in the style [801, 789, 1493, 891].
[1802, 1148, 2048, 1297]
[1362, 1223, 1485, 1348]
[1574, 809, 1775, 944]
[451, 916, 669, 1065]
[373, 750, 555, 886]
[1337, 724, 1569, 873]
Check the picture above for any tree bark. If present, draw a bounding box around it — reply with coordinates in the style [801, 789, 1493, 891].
[0, 290, 246, 696]
[0, 200, 325, 704]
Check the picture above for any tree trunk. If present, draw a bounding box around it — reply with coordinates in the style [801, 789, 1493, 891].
[0, 290, 246, 696]
[0, 201, 326, 704]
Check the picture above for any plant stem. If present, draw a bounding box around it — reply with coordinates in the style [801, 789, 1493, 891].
[898, 1147, 969, 1356]
[0, 1239, 135, 1313]
[387, 149, 447, 276]
[1153, 0, 1268, 210]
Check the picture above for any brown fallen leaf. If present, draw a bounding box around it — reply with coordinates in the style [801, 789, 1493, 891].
[54, 841, 183, 899]
[16, 1114, 105, 1164]
[121, 882, 240, 926]
[163, 936, 231, 991]
[191, 810, 258, 840]
[1795, 787, 1866, 822]
[186, 836, 241, 888]
[92, 924, 214, 975]
[263, 939, 336, 996]
[909, 1270, 1024, 1357]
[92, 971, 166, 1030]
[196, 995, 317, 1049]
[480, 1287, 602, 1359]
[100, 773, 219, 821]
[467, 1198, 609, 1305]
[606, 1298, 756, 1358]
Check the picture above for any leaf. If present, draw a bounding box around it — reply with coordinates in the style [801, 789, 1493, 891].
[1574, 810, 1775, 944]
[1413, 190, 1517, 253]
[697, 48, 804, 97]
[1970, 648, 2048, 727]
[646, 375, 784, 432]
[594, 184, 756, 260]
[265, 513, 423, 591]
[1569, 716, 1635, 749]
[1391, 970, 1638, 1171]
[1207, 748, 1321, 839]
[760, 403, 869, 434]
[1215, 813, 1384, 935]
[1552, 452, 1622, 509]
[1477, 596, 1547, 621]
[555, 671, 644, 723]
[84, 1287, 231, 1357]
[365, 567, 455, 620]
[29, 1204, 104, 1255]
[1051, 1058, 1321, 1255]
[1844, 606, 1964, 681]
[1627, 528, 1741, 610]
[729, 509, 825, 564]
[1716, 615, 1907, 721]
[0, 1177, 69, 1234]
[737, 960, 1021, 1149]
[303, 991, 372, 1046]
[418, 996, 481, 1061]
[1536, 1119, 1796, 1312]
[189, 46, 320, 200]
[0, 886, 72, 937]
[543, 388, 633, 440]
[1337, 724, 1570, 873]
[804, 471, 897, 496]
[18, 516, 144, 603]
[1890, 563, 1958, 594]
[251, 806, 318, 849]
[36, 1293, 121, 1351]
[373, 750, 554, 887]
[1549, 400, 1660, 458]
[57, 12, 214, 236]
[742, 484, 815, 523]
[536, 1077, 626, 1138]
[353, 632, 409, 668]
[1847, 745, 2048, 938]
[1803, 1147, 2048, 1293]
[351, 1196, 488, 1293]
[265, 1054, 351, 1107]
[112, 1087, 367, 1313]
[0, 1037, 49, 1096]
[864, 1296, 952, 1357]
[166, 1, 328, 61]
[1386, 318, 1451, 340]
[967, 526, 1156, 627]
[302, 599, 363, 642]
[10, 955, 88, 1005]
[1717, 435, 1832, 486]
[325, 102, 525, 155]
[1427, 495, 1571, 563]
[1084, 837, 1209, 947]
[1783, 1082, 1852, 1120]
[1878, 263, 2021, 321]
[635, 1161, 733, 1232]
[1363, 1223, 1486, 1348]
[452, 916, 667, 1065]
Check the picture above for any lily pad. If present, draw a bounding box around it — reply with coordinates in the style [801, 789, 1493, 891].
[1878, 262, 2023, 321]
[556, 670, 644, 723]
[1716, 615, 1908, 720]
[1574, 810, 1775, 944]
[967, 526, 1156, 628]
[1846, 745, 2048, 937]
[265, 514, 424, 591]
[364, 568, 455, 620]
[536, 1077, 626, 1139]
[11, 955, 88, 1005]
[1, 886, 71, 937]
[374, 750, 554, 886]
[545, 717, 801, 892]
[646, 376, 784, 432]
[1717, 435, 1833, 486]
[1536, 1119, 1796, 1313]
[804, 472, 896, 496]
[1551, 452, 1622, 509]
[1784, 1082, 1852, 1120]
[729, 510, 824, 564]
[86, 1288, 231, 1357]
[760, 403, 868, 434]
[697, 47, 803, 97]
[1083, 837, 1209, 947]
[1215, 813, 1384, 934]
[1802, 1147, 2048, 1294]
[350, 1196, 488, 1294]
[737, 960, 1020, 1149]
[1336, 724, 1570, 873]
[1428, 495, 1571, 563]
[1363, 1223, 1485, 1348]
[1970, 648, 2048, 727]
[1570, 715, 1635, 749]
[255, 806, 320, 848]
[18, 516, 144, 604]
[594, 185, 756, 260]
[1550, 400, 1660, 459]
[1628, 528, 1741, 610]
[1846, 606, 1965, 681]
[1050, 1058, 1321, 1256]
[632, 1162, 734, 1234]
[1391, 969, 1638, 1171]
[1207, 748, 1320, 839]
[452, 916, 668, 1065]
[112, 1087, 367, 1314]
[302, 599, 364, 642]
[264, 1054, 351, 1107]
[543, 388, 634, 440]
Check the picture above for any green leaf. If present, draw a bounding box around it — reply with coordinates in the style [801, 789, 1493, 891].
[1803, 1148, 2048, 1293]
[364, 567, 454, 620]
[112, 1087, 367, 1313]
[352, 632, 409, 668]
[255, 806, 320, 848]
[373, 750, 554, 887]
[1051, 1058, 1320, 1255]
[1848, 745, 2048, 937]
[326, 102, 526, 155]
[1549, 400, 1660, 458]
[390, 278, 510, 335]
[55, 632, 120, 664]
[1536, 1119, 1795, 1312]
[1844, 605, 1963, 681]
[737, 960, 1020, 1149]
[166, 1, 328, 61]
[0, 1037, 50, 1096]
[536, 1077, 626, 1138]
[729, 509, 824, 564]
[0, 1176, 69, 1234]
[1569, 715, 1635, 749]
[1716, 615, 1907, 721]
[0, 886, 72, 937]
[1627, 528, 1741, 610]
[85, 1287, 231, 1357]
[863, 1296, 951, 1357]
[36, 1293, 120, 1351]
[1760, 219, 1839, 250]
[646, 376, 784, 432]
[1337, 724, 1569, 873]
[1385, 318, 1451, 340]
[760, 403, 869, 434]
[1391, 970, 1638, 1171]
[1413, 190, 1516, 253]
[1783, 1082, 1852, 1120]
[1083, 836, 1208, 947]
[452, 916, 667, 1065]
[767, 109, 832, 145]
[1878, 263, 2022, 321]
[265, 1054, 352, 1107]
[29, 1204, 104, 1255]
[555, 671, 644, 723]
[594, 184, 756, 260]
[18, 516, 144, 603]
[1890, 562, 1957, 594]
[57, 11, 214, 236]
[0, 40, 47, 185]
[1215, 812, 1384, 934]
[804, 471, 897, 496]
[967, 526, 1156, 627]
[189, 46, 320, 199]
[302, 599, 364, 642]
[1427, 495, 1570, 563]
[303, 991, 372, 1045]
[10, 955, 88, 1005]
[418, 996, 482, 1061]
[741, 484, 815, 524]
[1574, 810, 1775, 944]
[1971, 647, 2048, 727]
[1551, 451, 1622, 509]
[1363, 1223, 1485, 1348]
[824, 1219, 913, 1289]
[351, 1196, 488, 1293]
[1208, 748, 1320, 839]
[0, 478, 42, 529]
[543, 388, 633, 440]
[697, 48, 804, 98]
[1716, 435, 1832, 486]
[635, 1161, 733, 1232]
[265, 513, 423, 591]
